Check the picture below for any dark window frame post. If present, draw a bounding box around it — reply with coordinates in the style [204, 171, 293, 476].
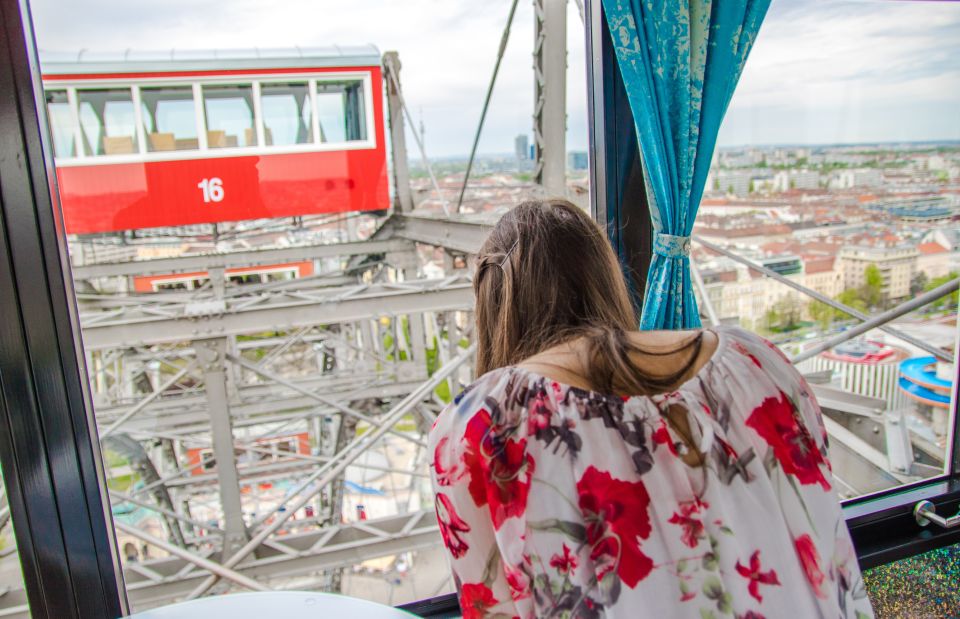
[585, 0, 653, 318]
[0, 2, 127, 617]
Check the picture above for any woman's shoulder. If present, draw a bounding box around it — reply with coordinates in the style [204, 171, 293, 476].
[428, 366, 526, 446]
[711, 325, 797, 374]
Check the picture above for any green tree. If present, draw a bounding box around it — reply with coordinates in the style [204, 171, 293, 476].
[837, 288, 868, 313]
[764, 296, 803, 333]
[910, 272, 929, 297]
[924, 272, 959, 312]
[808, 300, 835, 330]
[811, 289, 868, 330]
[860, 264, 884, 309]
[761, 306, 780, 334]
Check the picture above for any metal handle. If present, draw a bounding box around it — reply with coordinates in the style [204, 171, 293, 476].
[914, 500, 960, 529]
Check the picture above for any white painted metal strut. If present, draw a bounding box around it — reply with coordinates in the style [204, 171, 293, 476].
[79, 276, 474, 349]
[533, 0, 567, 195]
[114, 521, 267, 593]
[792, 277, 960, 364]
[695, 236, 956, 362]
[229, 353, 427, 450]
[72, 238, 411, 279]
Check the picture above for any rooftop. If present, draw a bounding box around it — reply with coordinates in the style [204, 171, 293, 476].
[918, 242, 948, 256]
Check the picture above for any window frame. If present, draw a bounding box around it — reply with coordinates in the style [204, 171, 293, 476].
[585, 0, 652, 314]
[0, 4, 128, 617]
[1, 0, 958, 617]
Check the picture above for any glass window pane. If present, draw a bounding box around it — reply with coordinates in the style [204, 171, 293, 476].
[316, 81, 366, 143]
[707, 0, 960, 499]
[260, 82, 313, 146]
[140, 86, 198, 152]
[43, 89, 77, 158]
[202, 84, 255, 148]
[77, 88, 138, 156]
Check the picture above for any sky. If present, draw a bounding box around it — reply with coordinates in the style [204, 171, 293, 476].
[28, 0, 960, 158]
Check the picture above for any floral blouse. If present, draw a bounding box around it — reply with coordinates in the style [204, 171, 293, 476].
[429, 326, 874, 619]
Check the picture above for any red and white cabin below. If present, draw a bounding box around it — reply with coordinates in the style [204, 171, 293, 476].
[40, 47, 390, 235]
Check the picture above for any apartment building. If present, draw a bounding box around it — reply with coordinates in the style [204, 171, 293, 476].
[839, 245, 918, 300]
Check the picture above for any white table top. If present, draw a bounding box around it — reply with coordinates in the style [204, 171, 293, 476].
[127, 591, 420, 618]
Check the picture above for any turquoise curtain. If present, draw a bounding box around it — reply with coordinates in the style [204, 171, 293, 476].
[601, 0, 770, 329]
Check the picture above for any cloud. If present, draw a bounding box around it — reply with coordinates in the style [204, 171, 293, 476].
[720, 0, 960, 145]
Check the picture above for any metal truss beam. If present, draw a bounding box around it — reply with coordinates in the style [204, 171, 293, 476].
[391, 215, 489, 255]
[79, 276, 474, 349]
[72, 239, 413, 280]
[532, 0, 567, 194]
[94, 367, 429, 435]
[185, 346, 473, 598]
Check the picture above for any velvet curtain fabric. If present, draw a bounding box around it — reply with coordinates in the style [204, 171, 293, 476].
[602, 0, 771, 329]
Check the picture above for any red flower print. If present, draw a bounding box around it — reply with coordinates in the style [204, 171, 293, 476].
[576, 466, 653, 588]
[794, 534, 827, 599]
[504, 563, 531, 601]
[549, 544, 579, 575]
[527, 390, 552, 434]
[746, 392, 831, 491]
[459, 583, 499, 619]
[735, 550, 781, 603]
[433, 436, 461, 487]
[668, 498, 709, 548]
[652, 419, 679, 456]
[435, 493, 470, 559]
[680, 589, 696, 602]
[733, 340, 762, 368]
[737, 613, 766, 619]
[462, 409, 535, 530]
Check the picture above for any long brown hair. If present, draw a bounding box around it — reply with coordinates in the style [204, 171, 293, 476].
[474, 198, 702, 396]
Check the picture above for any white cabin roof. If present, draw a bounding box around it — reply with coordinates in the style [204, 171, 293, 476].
[40, 46, 382, 76]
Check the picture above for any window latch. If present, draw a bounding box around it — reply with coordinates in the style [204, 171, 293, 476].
[914, 500, 960, 529]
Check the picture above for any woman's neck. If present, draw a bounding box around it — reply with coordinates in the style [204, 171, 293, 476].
[516, 328, 719, 396]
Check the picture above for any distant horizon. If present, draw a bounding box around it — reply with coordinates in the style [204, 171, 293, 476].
[420, 139, 960, 164]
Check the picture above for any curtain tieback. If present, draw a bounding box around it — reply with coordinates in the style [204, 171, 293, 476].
[653, 233, 691, 258]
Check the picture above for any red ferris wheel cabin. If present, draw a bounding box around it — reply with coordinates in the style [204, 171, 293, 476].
[40, 47, 389, 235]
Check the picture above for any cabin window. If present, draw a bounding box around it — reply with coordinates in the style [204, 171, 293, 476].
[316, 79, 367, 143]
[202, 84, 256, 148]
[43, 89, 76, 158]
[76, 88, 139, 156]
[259, 81, 313, 146]
[140, 86, 199, 152]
